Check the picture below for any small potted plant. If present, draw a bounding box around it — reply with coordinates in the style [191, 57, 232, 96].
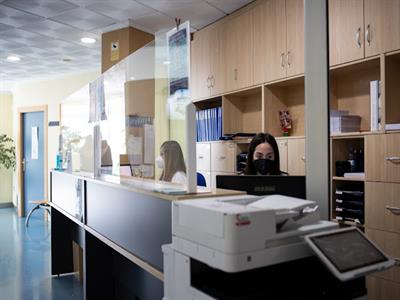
[0, 134, 16, 170]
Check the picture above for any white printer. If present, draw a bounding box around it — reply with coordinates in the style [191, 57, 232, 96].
[163, 194, 394, 300]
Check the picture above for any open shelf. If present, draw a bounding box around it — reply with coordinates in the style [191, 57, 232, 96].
[264, 76, 305, 137]
[385, 52, 400, 126]
[330, 58, 381, 132]
[331, 136, 364, 178]
[222, 86, 262, 135]
[332, 176, 365, 182]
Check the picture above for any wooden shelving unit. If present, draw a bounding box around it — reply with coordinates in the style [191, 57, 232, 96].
[332, 176, 365, 182]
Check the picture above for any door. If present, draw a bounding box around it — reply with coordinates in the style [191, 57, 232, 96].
[264, 0, 287, 82]
[288, 138, 306, 175]
[364, 0, 400, 57]
[191, 29, 211, 100]
[329, 0, 364, 66]
[22, 111, 44, 217]
[286, 0, 304, 77]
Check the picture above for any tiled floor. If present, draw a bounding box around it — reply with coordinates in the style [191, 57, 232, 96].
[0, 208, 83, 300]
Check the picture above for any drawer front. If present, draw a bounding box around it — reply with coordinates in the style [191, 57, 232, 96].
[276, 138, 288, 173]
[365, 182, 400, 233]
[197, 171, 211, 188]
[367, 276, 400, 300]
[211, 171, 235, 190]
[287, 138, 306, 176]
[196, 143, 211, 171]
[211, 142, 235, 172]
[366, 228, 400, 283]
[366, 133, 400, 183]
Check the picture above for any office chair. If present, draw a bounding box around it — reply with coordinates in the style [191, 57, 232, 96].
[25, 200, 51, 227]
[197, 172, 207, 187]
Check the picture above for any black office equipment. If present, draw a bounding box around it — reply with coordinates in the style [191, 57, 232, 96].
[216, 175, 306, 198]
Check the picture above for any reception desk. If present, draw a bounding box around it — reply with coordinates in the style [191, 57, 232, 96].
[50, 171, 243, 299]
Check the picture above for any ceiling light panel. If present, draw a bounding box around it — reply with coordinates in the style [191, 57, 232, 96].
[2, 0, 78, 18]
[0, 5, 44, 27]
[87, 1, 155, 22]
[50, 7, 116, 31]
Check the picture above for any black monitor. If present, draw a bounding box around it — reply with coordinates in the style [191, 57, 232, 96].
[216, 175, 306, 198]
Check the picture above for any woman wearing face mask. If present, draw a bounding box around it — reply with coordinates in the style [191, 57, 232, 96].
[156, 140, 187, 184]
[244, 133, 286, 175]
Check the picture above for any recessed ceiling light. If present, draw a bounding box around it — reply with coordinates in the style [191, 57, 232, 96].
[163, 61, 171, 65]
[7, 55, 20, 62]
[63, 58, 72, 62]
[80, 37, 96, 44]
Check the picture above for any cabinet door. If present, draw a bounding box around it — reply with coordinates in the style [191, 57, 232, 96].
[366, 228, 400, 284]
[276, 138, 288, 173]
[211, 142, 236, 172]
[191, 29, 211, 100]
[365, 0, 400, 57]
[287, 138, 306, 175]
[365, 182, 400, 233]
[365, 133, 400, 183]
[196, 143, 211, 171]
[222, 10, 253, 92]
[209, 24, 224, 96]
[263, 0, 287, 82]
[367, 276, 400, 300]
[286, 0, 304, 77]
[329, 0, 364, 66]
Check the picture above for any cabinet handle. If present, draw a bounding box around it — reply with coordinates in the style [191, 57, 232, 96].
[355, 27, 361, 48]
[211, 75, 215, 87]
[386, 206, 400, 215]
[286, 51, 291, 67]
[301, 156, 306, 162]
[206, 76, 211, 88]
[366, 24, 371, 46]
[198, 156, 204, 159]
[220, 156, 226, 160]
[280, 53, 285, 68]
[385, 156, 400, 163]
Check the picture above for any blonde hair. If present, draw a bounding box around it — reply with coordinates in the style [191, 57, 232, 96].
[159, 140, 186, 182]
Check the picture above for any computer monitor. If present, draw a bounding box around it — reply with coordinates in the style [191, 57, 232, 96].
[216, 175, 306, 198]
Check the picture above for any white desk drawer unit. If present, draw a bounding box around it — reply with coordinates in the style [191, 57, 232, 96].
[196, 143, 211, 171]
[211, 142, 235, 173]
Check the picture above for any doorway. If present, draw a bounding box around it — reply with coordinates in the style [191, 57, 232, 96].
[18, 106, 48, 217]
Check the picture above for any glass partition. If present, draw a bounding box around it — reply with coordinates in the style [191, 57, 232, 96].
[60, 23, 192, 191]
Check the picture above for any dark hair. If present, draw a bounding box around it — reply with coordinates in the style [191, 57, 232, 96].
[244, 133, 281, 175]
[159, 140, 186, 182]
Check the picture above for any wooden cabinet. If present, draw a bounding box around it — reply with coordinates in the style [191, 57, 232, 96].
[191, 25, 223, 100]
[253, 0, 304, 83]
[222, 9, 253, 93]
[366, 228, 400, 283]
[329, 0, 364, 66]
[288, 138, 306, 175]
[275, 137, 305, 175]
[364, 0, 400, 57]
[365, 133, 400, 183]
[367, 276, 400, 300]
[366, 182, 400, 233]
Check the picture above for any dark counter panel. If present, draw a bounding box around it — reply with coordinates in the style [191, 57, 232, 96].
[86, 181, 172, 271]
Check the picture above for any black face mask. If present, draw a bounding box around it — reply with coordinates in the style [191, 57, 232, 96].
[253, 159, 275, 175]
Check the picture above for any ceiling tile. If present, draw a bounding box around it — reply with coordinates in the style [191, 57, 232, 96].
[129, 12, 174, 34]
[6, 46, 59, 59]
[0, 5, 44, 27]
[90, 22, 128, 35]
[36, 39, 86, 53]
[0, 28, 52, 45]
[205, 0, 253, 14]
[50, 7, 116, 31]
[136, 0, 225, 29]
[87, 1, 156, 22]
[0, 39, 24, 50]
[0, 22, 12, 32]
[2, 0, 78, 18]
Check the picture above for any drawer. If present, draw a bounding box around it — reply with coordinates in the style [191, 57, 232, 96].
[196, 143, 211, 171]
[365, 182, 400, 233]
[366, 228, 400, 283]
[367, 276, 400, 300]
[276, 138, 288, 173]
[197, 171, 211, 188]
[366, 133, 400, 183]
[211, 142, 235, 172]
[210, 171, 235, 190]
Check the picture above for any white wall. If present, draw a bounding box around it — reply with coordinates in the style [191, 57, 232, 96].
[11, 70, 100, 206]
[0, 93, 13, 204]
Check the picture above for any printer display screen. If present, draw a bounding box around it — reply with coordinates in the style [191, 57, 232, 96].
[310, 229, 388, 273]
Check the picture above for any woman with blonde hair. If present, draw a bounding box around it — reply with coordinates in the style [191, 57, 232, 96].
[156, 140, 187, 184]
